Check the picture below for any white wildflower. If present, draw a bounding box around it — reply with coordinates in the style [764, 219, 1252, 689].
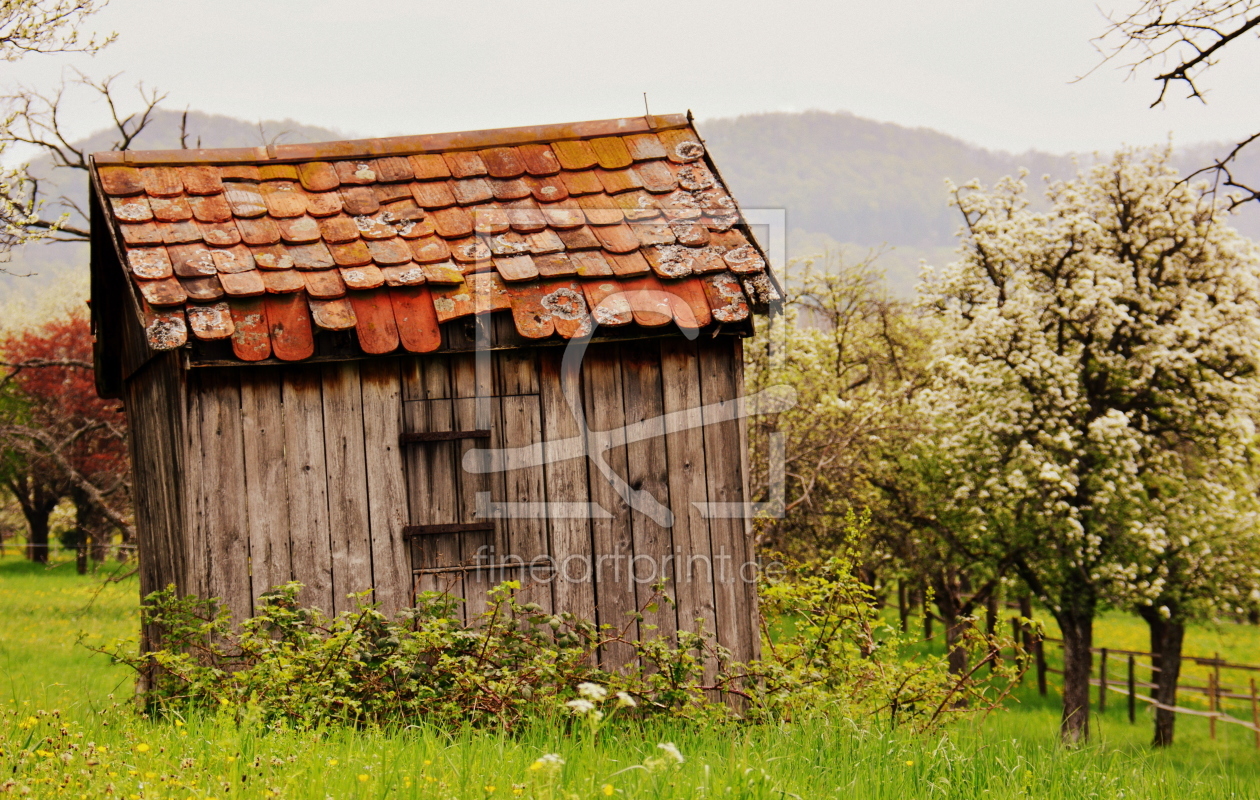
[656, 742, 684, 764]
[576, 682, 608, 702]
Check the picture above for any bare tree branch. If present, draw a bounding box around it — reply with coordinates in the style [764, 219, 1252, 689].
[0, 72, 166, 266]
[1094, 1, 1260, 204]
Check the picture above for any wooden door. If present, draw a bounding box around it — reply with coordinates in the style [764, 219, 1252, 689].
[401, 351, 552, 622]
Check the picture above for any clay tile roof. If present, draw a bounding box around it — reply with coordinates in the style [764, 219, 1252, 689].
[89, 114, 777, 363]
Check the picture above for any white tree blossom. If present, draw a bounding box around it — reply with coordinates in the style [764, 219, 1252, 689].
[917, 147, 1260, 743]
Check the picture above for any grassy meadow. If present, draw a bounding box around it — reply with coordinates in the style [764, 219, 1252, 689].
[4, 554, 1260, 799]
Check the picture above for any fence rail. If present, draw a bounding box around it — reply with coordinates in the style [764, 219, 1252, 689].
[1020, 620, 1260, 746]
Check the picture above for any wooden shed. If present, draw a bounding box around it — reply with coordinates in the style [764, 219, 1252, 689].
[87, 114, 780, 665]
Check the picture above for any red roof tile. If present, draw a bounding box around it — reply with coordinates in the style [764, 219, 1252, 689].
[110, 195, 152, 222]
[141, 167, 184, 197]
[389, 286, 442, 353]
[551, 140, 597, 170]
[235, 216, 280, 246]
[182, 274, 224, 302]
[517, 144, 561, 176]
[559, 170, 603, 196]
[347, 289, 400, 354]
[149, 196, 191, 222]
[189, 194, 232, 223]
[408, 154, 451, 180]
[374, 156, 414, 183]
[265, 294, 316, 360]
[100, 166, 145, 195]
[261, 182, 307, 217]
[327, 239, 373, 267]
[302, 269, 346, 299]
[219, 270, 265, 297]
[187, 302, 235, 339]
[443, 151, 487, 178]
[228, 298, 271, 361]
[309, 296, 356, 330]
[298, 162, 339, 192]
[570, 250, 614, 277]
[259, 163, 300, 181]
[261, 269, 305, 294]
[410, 181, 457, 209]
[92, 114, 773, 360]
[304, 189, 344, 217]
[480, 147, 526, 178]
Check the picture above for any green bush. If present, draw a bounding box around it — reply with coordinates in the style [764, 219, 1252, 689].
[100, 548, 1020, 732]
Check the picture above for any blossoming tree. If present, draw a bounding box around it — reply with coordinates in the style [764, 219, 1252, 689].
[918, 147, 1260, 743]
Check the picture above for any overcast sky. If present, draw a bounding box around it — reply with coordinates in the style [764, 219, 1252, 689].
[10, 0, 1260, 155]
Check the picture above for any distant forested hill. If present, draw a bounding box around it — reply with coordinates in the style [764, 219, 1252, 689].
[699, 110, 1074, 250]
[6, 108, 1260, 306]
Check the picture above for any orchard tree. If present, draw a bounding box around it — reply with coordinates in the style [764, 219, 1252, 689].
[744, 254, 925, 561]
[1130, 468, 1260, 746]
[0, 311, 131, 564]
[918, 147, 1260, 743]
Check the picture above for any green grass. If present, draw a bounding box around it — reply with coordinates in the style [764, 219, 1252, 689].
[5, 555, 1260, 799]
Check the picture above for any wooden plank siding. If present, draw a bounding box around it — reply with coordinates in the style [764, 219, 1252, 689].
[659, 339, 721, 680]
[122, 329, 759, 666]
[122, 350, 189, 675]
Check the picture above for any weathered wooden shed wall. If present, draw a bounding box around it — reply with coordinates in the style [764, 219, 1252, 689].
[122, 332, 759, 664]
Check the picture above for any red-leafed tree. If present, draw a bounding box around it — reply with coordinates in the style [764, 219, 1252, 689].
[0, 311, 131, 566]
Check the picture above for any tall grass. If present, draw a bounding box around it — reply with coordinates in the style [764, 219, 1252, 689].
[4, 555, 1260, 799]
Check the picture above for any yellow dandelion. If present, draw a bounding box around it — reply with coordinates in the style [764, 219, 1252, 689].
[484, 785, 496, 793]
[904, 760, 914, 767]
[135, 743, 150, 753]
[602, 784, 615, 796]
[423, 759, 432, 766]
[326, 758, 338, 767]
[145, 771, 157, 779]
[358, 774, 369, 783]
[174, 719, 184, 727]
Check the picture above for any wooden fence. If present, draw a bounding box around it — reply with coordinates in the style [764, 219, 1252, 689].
[1026, 622, 1260, 745]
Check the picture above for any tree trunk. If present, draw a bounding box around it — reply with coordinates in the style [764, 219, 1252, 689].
[1140, 605, 1184, 747]
[1057, 607, 1094, 744]
[932, 571, 969, 677]
[7, 476, 62, 564]
[26, 511, 51, 564]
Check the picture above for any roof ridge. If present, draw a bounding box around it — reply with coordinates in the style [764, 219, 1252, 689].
[98, 114, 692, 167]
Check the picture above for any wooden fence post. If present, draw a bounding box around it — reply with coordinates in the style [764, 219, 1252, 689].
[1099, 648, 1108, 713]
[1251, 677, 1258, 750]
[924, 585, 933, 642]
[1209, 671, 1218, 740]
[1036, 634, 1047, 696]
[898, 580, 909, 633]
[1009, 617, 1020, 674]
[1134, 655, 1144, 725]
